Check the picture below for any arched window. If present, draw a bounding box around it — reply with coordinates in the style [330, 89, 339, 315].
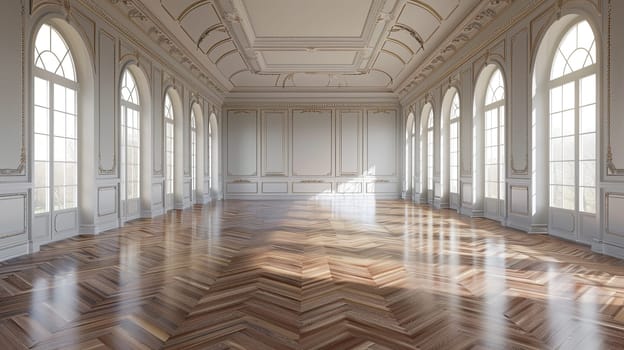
[427, 110, 434, 197]
[191, 109, 197, 202]
[120, 69, 140, 220]
[549, 20, 596, 214]
[484, 69, 505, 203]
[164, 93, 175, 210]
[33, 24, 78, 219]
[449, 93, 460, 195]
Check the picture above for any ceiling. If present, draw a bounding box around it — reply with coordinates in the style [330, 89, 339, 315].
[111, 0, 512, 96]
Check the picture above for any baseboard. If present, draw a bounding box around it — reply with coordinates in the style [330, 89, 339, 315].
[0, 241, 29, 262]
[224, 193, 401, 200]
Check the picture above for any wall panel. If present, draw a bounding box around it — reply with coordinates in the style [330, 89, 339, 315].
[0, 1, 24, 177]
[292, 110, 332, 176]
[262, 110, 288, 176]
[337, 110, 361, 176]
[366, 110, 397, 176]
[98, 31, 117, 176]
[227, 110, 258, 176]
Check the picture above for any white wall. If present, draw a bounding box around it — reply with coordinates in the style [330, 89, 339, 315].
[0, 0, 223, 261]
[223, 104, 401, 199]
[400, 0, 624, 259]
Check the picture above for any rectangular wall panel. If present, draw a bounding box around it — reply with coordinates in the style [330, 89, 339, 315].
[152, 68, 163, 175]
[366, 182, 399, 193]
[226, 182, 258, 193]
[337, 111, 361, 176]
[293, 182, 332, 193]
[609, 2, 624, 172]
[98, 186, 117, 217]
[510, 186, 529, 215]
[367, 110, 396, 176]
[292, 110, 332, 176]
[227, 110, 258, 176]
[510, 28, 529, 176]
[0, 194, 26, 238]
[0, 1, 24, 176]
[337, 182, 362, 193]
[98, 31, 117, 175]
[606, 193, 624, 237]
[262, 110, 288, 176]
[262, 182, 288, 193]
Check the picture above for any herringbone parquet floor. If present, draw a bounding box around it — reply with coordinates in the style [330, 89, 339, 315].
[1, 199, 624, 349]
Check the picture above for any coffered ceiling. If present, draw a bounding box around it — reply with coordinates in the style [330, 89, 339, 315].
[110, 0, 512, 96]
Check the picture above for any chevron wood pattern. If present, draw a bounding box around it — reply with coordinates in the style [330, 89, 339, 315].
[1, 200, 624, 349]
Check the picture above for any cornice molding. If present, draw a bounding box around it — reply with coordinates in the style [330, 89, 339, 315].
[97, 0, 228, 100]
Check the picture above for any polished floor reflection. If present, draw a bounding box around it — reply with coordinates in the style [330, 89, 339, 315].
[1, 199, 624, 349]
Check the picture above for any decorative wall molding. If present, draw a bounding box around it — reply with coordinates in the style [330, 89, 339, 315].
[0, 1, 25, 176]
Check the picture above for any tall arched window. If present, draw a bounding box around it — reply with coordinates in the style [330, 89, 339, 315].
[120, 69, 140, 220]
[449, 93, 460, 195]
[164, 93, 175, 210]
[191, 109, 197, 202]
[427, 110, 434, 202]
[33, 24, 78, 225]
[549, 20, 597, 215]
[484, 69, 505, 204]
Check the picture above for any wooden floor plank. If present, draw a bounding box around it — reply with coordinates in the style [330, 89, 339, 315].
[1, 199, 624, 349]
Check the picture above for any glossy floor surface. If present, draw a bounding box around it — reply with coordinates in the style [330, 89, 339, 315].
[1, 200, 624, 349]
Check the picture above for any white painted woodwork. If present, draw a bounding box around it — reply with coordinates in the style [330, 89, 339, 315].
[293, 182, 332, 193]
[366, 110, 397, 176]
[227, 110, 257, 176]
[292, 110, 333, 177]
[98, 32, 117, 176]
[337, 111, 361, 176]
[226, 182, 258, 193]
[0, 0, 23, 177]
[262, 111, 288, 176]
[262, 182, 288, 193]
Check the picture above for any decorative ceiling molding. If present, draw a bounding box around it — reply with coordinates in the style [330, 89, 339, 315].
[397, 0, 513, 96]
[101, 0, 512, 95]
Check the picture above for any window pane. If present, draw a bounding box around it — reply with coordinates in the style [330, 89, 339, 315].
[562, 186, 575, 210]
[54, 137, 66, 161]
[580, 74, 596, 106]
[580, 187, 596, 214]
[562, 136, 575, 161]
[34, 188, 49, 214]
[580, 105, 596, 134]
[580, 160, 595, 187]
[34, 78, 49, 107]
[34, 161, 49, 187]
[34, 134, 49, 161]
[562, 82, 575, 111]
[562, 161, 575, 186]
[54, 111, 66, 137]
[550, 86, 562, 113]
[550, 112, 562, 138]
[561, 110, 575, 136]
[579, 133, 595, 160]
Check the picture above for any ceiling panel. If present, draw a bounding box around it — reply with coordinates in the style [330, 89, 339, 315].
[113, 0, 512, 92]
[240, 0, 373, 38]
